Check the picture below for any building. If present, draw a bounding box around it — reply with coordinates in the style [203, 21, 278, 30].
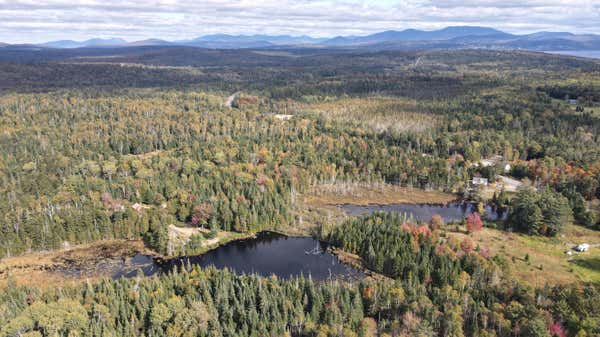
[574, 243, 590, 252]
[472, 177, 489, 186]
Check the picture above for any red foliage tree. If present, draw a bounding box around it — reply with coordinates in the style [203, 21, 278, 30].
[550, 322, 566, 337]
[191, 202, 213, 227]
[466, 212, 483, 233]
[415, 225, 431, 237]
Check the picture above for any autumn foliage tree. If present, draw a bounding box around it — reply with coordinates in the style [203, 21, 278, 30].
[191, 202, 213, 228]
[466, 212, 483, 233]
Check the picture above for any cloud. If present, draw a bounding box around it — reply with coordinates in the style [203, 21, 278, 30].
[0, 0, 598, 43]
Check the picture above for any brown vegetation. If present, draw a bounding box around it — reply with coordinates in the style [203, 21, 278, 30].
[0, 240, 151, 289]
[304, 182, 457, 206]
[296, 97, 438, 133]
[331, 247, 391, 282]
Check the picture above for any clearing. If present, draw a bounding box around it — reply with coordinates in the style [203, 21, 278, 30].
[304, 182, 457, 206]
[445, 223, 600, 286]
[168, 224, 253, 255]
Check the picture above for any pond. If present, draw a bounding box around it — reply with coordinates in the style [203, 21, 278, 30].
[339, 202, 507, 223]
[100, 232, 364, 281]
[57, 203, 505, 281]
[164, 232, 364, 281]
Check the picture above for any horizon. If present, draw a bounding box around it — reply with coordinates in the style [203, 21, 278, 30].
[1, 1, 599, 44]
[3, 25, 599, 46]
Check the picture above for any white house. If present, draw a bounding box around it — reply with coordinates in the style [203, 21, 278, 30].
[574, 244, 590, 252]
[472, 177, 489, 186]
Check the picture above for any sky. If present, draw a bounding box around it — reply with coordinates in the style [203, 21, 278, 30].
[0, 0, 599, 43]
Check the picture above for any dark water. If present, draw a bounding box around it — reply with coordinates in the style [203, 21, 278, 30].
[339, 203, 507, 223]
[91, 232, 363, 281]
[58, 203, 503, 280]
[112, 204, 505, 279]
[112, 254, 160, 278]
[163, 232, 364, 281]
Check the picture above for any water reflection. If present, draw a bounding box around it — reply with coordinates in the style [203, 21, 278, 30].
[79, 232, 365, 281]
[339, 203, 507, 223]
[163, 232, 364, 281]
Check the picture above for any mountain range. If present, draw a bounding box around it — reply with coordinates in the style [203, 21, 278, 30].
[40, 38, 128, 48]
[3, 26, 600, 51]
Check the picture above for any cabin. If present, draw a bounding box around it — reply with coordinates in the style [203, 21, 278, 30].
[274, 114, 294, 121]
[472, 177, 489, 186]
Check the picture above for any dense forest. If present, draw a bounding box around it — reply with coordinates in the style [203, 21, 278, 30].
[2, 69, 598, 255]
[324, 212, 600, 336]
[0, 47, 599, 336]
[2, 86, 597, 255]
[1, 214, 599, 336]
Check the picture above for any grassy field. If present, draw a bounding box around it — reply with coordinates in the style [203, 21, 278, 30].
[446, 223, 600, 286]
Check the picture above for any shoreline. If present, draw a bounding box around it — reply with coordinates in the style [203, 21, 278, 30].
[328, 246, 391, 281]
[304, 185, 458, 207]
[0, 240, 153, 288]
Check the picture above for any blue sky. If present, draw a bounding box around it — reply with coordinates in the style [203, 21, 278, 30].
[0, 0, 598, 43]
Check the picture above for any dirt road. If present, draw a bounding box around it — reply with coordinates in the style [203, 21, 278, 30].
[225, 92, 240, 108]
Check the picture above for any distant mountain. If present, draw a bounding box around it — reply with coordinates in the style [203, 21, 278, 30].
[40, 40, 81, 48]
[41, 38, 127, 48]
[322, 26, 600, 51]
[126, 39, 173, 47]
[0, 44, 48, 51]
[182, 35, 274, 49]
[26, 26, 600, 51]
[524, 32, 575, 40]
[325, 26, 512, 45]
[179, 34, 326, 49]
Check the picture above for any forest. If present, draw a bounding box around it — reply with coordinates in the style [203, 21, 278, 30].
[0, 47, 599, 336]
